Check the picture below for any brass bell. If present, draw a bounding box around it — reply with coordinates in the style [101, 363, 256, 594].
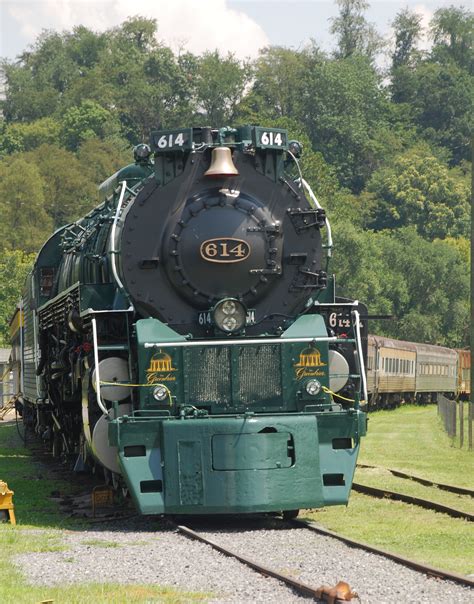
[204, 146, 239, 177]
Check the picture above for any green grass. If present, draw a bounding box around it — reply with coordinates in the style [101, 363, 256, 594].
[81, 538, 122, 548]
[358, 405, 473, 487]
[355, 466, 474, 515]
[0, 422, 83, 528]
[303, 494, 474, 575]
[304, 405, 474, 576]
[0, 422, 209, 603]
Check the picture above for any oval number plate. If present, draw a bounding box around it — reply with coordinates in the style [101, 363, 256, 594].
[200, 238, 251, 263]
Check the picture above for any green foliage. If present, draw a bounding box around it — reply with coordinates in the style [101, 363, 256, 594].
[330, 0, 384, 61]
[194, 51, 250, 124]
[0, 117, 61, 155]
[430, 6, 474, 71]
[0, 157, 53, 252]
[302, 55, 392, 192]
[332, 225, 469, 347]
[365, 147, 470, 239]
[237, 46, 310, 122]
[0, 250, 35, 345]
[391, 8, 423, 70]
[60, 100, 119, 150]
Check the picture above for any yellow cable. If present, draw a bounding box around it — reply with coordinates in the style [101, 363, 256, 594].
[322, 386, 366, 404]
[99, 381, 172, 406]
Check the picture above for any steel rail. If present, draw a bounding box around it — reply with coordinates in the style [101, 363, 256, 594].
[291, 519, 474, 589]
[352, 482, 474, 521]
[357, 463, 474, 497]
[175, 523, 354, 603]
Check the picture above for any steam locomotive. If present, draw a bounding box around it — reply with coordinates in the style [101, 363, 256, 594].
[11, 126, 367, 516]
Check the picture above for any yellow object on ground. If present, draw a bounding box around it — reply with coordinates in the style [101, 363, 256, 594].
[0, 480, 16, 525]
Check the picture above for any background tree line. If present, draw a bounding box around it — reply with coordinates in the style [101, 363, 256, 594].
[0, 1, 471, 347]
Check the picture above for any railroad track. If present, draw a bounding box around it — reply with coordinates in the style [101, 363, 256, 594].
[351, 482, 474, 521]
[357, 463, 474, 497]
[174, 521, 358, 603]
[292, 519, 474, 590]
[174, 515, 474, 601]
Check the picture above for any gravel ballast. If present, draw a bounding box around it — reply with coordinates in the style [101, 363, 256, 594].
[14, 519, 307, 603]
[14, 517, 474, 603]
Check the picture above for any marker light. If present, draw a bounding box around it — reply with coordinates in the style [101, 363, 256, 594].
[213, 298, 246, 333]
[153, 385, 168, 401]
[305, 379, 321, 396]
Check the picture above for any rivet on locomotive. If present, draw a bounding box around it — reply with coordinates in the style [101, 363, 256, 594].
[12, 126, 368, 516]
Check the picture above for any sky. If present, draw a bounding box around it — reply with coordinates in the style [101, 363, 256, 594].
[0, 0, 470, 61]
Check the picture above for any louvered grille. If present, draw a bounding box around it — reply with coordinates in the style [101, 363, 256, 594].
[237, 345, 282, 405]
[185, 344, 282, 409]
[186, 347, 232, 406]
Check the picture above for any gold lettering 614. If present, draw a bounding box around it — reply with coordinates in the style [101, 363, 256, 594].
[200, 238, 251, 263]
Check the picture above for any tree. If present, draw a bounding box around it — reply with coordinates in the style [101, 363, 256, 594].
[302, 54, 392, 192]
[430, 6, 474, 72]
[0, 158, 53, 252]
[0, 117, 61, 155]
[330, 0, 383, 61]
[364, 147, 470, 240]
[77, 137, 131, 185]
[238, 46, 311, 122]
[391, 8, 423, 71]
[332, 225, 469, 346]
[193, 51, 250, 124]
[0, 250, 35, 346]
[26, 144, 97, 228]
[60, 100, 120, 151]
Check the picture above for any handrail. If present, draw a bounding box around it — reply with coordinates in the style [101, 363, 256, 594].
[109, 180, 127, 293]
[297, 177, 333, 258]
[91, 316, 109, 416]
[144, 336, 339, 349]
[352, 309, 368, 405]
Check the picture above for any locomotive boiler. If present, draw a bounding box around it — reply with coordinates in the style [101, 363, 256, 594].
[16, 125, 367, 516]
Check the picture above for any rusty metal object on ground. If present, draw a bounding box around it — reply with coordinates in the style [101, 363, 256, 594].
[316, 581, 358, 603]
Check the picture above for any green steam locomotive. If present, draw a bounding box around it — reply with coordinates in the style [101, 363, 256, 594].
[13, 125, 367, 516]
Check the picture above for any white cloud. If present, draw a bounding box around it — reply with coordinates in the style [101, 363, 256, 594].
[4, 0, 269, 59]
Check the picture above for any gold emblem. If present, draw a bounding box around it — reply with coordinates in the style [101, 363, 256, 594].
[146, 350, 177, 383]
[200, 238, 250, 263]
[294, 346, 326, 381]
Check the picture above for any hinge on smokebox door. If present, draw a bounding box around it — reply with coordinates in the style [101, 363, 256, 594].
[291, 268, 327, 290]
[288, 208, 326, 232]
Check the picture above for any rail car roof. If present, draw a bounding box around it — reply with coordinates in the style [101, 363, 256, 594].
[368, 334, 456, 357]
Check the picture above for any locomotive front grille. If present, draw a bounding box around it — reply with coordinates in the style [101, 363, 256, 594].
[184, 344, 283, 409]
[237, 345, 282, 405]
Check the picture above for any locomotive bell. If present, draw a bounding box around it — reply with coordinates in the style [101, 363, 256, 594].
[204, 146, 239, 177]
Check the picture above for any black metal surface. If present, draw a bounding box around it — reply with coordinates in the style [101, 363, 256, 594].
[292, 520, 474, 589]
[352, 482, 474, 521]
[120, 149, 325, 335]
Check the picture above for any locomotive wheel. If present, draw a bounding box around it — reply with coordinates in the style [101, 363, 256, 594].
[282, 509, 299, 520]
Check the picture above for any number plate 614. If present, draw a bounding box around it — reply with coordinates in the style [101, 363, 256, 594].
[200, 238, 251, 263]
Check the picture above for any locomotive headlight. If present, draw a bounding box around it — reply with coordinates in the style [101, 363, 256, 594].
[153, 384, 169, 402]
[213, 298, 246, 333]
[305, 379, 321, 396]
